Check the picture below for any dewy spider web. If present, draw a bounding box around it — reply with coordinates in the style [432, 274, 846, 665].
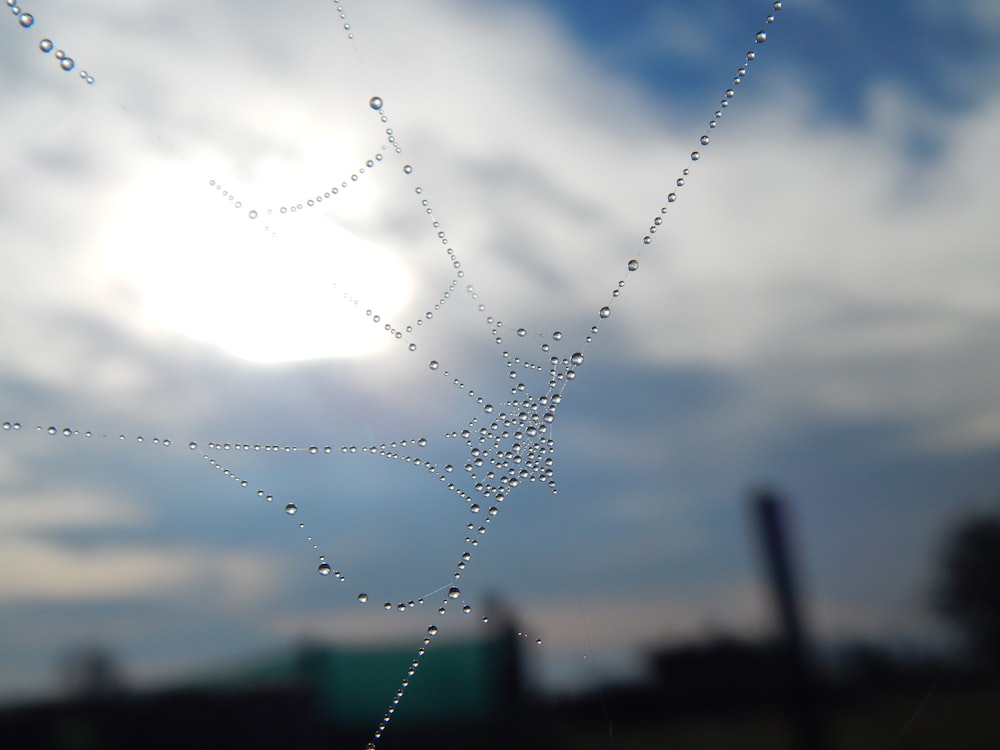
[2, 1, 786, 746]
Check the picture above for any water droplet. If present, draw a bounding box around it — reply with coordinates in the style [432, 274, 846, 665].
[403, 165, 412, 174]
[248, 210, 257, 219]
[447, 586, 461, 599]
[60, 57, 75, 72]
[700, 135, 711, 146]
[18, 12, 32, 28]
[188, 441, 198, 450]
[552, 331, 562, 341]
[428, 360, 439, 370]
[571, 352, 584, 366]
[690, 151, 700, 161]
[517, 328, 526, 337]
[755, 30, 767, 43]
[427, 625, 439, 637]
[599, 306, 611, 319]
[38, 38, 52, 52]
[318, 563, 331, 576]
[642, 236, 651, 245]
[47, 426, 57, 435]
[358, 593, 369, 603]
[284, 503, 298, 515]
[628, 259, 639, 272]
[369, 95, 383, 110]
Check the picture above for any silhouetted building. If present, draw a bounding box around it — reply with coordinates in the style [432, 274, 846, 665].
[0, 621, 541, 750]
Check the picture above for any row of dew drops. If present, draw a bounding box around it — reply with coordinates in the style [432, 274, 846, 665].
[204, 0, 376, 224]
[207, 95, 406, 250]
[8, 1, 94, 84]
[0, 420, 541, 634]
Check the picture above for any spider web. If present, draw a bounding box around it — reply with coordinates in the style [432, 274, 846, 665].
[0, 0, 786, 745]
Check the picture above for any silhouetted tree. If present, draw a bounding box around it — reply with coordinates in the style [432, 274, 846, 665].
[935, 513, 1000, 666]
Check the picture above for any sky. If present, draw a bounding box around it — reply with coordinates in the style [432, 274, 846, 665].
[2, 0, 1000, 720]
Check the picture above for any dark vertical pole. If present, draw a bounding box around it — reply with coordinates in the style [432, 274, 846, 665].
[751, 488, 830, 750]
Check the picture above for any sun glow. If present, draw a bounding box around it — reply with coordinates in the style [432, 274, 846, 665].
[96, 163, 412, 364]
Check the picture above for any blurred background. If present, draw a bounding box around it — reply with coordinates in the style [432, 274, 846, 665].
[1, 0, 999, 747]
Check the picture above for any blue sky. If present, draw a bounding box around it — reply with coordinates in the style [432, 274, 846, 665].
[2, 0, 999, 723]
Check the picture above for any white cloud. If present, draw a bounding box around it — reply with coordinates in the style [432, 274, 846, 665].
[0, 489, 145, 533]
[0, 537, 282, 606]
[609, 75, 1000, 449]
